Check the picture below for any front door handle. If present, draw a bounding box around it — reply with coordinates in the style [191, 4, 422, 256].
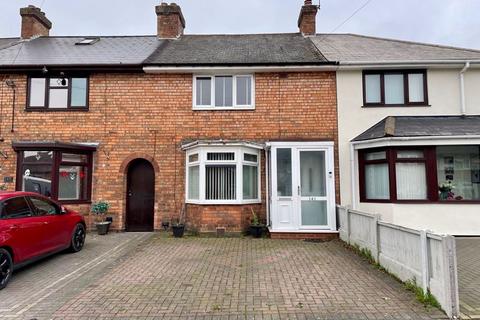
[298, 186, 301, 196]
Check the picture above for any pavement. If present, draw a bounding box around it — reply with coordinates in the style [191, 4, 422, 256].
[0, 233, 446, 320]
[457, 237, 480, 320]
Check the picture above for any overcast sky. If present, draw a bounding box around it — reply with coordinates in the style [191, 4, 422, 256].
[1, 0, 479, 49]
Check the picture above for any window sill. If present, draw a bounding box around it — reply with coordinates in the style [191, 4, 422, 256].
[193, 106, 255, 111]
[361, 104, 431, 108]
[25, 108, 89, 112]
[186, 200, 261, 205]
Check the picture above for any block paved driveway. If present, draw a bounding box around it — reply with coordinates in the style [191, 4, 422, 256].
[457, 237, 480, 320]
[0, 234, 446, 320]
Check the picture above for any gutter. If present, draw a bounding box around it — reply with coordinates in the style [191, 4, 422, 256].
[460, 62, 471, 115]
[337, 60, 480, 70]
[144, 65, 338, 74]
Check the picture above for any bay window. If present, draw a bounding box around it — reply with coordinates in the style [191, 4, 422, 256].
[186, 146, 261, 204]
[14, 143, 95, 204]
[363, 70, 428, 106]
[193, 75, 254, 110]
[359, 146, 480, 203]
[28, 75, 89, 110]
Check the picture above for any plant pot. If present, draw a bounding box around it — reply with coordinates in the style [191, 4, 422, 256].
[172, 225, 185, 238]
[96, 222, 111, 235]
[250, 225, 264, 238]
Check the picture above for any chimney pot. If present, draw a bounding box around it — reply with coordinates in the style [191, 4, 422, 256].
[20, 5, 52, 39]
[155, 2, 185, 39]
[298, 1, 318, 36]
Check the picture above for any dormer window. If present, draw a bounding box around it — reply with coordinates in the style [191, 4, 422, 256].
[193, 75, 255, 110]
[27, 76, 89, 110]
[363, 70, 428, 107]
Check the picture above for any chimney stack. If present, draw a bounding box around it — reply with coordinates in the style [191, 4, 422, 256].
[155, 3, 185, 39]
[20, 5, 52, 39]
[298, 0, 318, 36]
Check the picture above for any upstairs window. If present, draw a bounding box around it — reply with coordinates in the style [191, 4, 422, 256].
[363, 70, 428, 107]
[193, 75, 254, 110]
[28, 76, 89, 110]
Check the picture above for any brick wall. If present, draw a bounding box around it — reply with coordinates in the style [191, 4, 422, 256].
[0, 71, 338, 232]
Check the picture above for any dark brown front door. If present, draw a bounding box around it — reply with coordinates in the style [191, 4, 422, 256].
[126, 159, 155, 232]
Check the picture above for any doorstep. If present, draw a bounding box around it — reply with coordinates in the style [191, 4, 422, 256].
[268, 228, 339, 240]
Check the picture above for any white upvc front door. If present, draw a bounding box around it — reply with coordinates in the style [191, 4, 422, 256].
[269, 142, 336, 232]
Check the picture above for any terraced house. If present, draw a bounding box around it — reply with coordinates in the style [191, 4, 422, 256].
[0, 1, 479, 237]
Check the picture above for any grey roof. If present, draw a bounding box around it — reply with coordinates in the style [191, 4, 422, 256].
[145, 33, 329, 66]
[312, 34, 480, 63]
[0, 38, 20, 50]
[0, 36, 161, 67]
[353, 116, 480, 141]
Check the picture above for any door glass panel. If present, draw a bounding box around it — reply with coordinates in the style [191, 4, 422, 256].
[300, 151, 326, 197]
[276, 148, 292, 197]
[301, 200, 327, 226]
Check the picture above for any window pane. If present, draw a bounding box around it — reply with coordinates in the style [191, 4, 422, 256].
[244, 153, 258, 163]
[396, 163, 427, 200]
[385, 74, 405, 104]
[215, 76, 233, 107]
[188, 166, 199, 200]
[29, 78, 46, 107]
[397, 150, 424, 159]
[300, 151, 326, 197]
[49, 89, 68, 108]
[49, 78, 68, 87]
[62, 153, 88, 163]
[437, 146, 480, 201]
[207, 152, 235, 161]
[365, 151, 386, 161]
[188, 153, 199, 163]
[365, 163, 390, 199]
[237, 76, 252, 105]
[408, 73, 425, 103]
[23, 151, 53, 164]
[243, 165, 258, 200]
[58, 166, 87, 200]
[365, 74, 381, 103]
[205, 165, 236, 200]
[277, 148, 292, 197]
[196, 77, 211, 106]
[71, 78, 88, 107]
[30, 197, 59, 215]
[1, 197, 32, 219]
[22, 164, 52, 197]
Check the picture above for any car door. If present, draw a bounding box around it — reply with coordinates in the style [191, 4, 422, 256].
[28, 196, 68, 252]
[0, 196, 45, 262]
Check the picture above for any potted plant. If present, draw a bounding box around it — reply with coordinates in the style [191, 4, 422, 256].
[249, 209, 265, 238]
[439, 181, 455, 200]
[172, 205, 186, 238]
[91, 201, 111, 235]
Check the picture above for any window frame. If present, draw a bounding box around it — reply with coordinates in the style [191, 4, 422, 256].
[362, 70, 429, 107]
[185, 146, 261, 205]
[26, 75, 90, 111]
[192, 74, 255, 110]
[14, 143, 95, 205]
[359, 147, 438, 203]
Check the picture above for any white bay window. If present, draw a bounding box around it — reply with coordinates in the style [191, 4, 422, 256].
[185, 145, 261, 204]
[193, 75, 255, 110]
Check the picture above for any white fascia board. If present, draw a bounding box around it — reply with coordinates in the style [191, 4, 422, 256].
[351, 135, 480, 150]
[144, 65, 338, 74]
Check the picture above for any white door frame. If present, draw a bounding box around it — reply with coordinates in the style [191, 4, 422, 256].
[268, 141, 336, 232]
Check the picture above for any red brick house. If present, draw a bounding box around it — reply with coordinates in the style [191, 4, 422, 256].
[0, 2, 340, 238]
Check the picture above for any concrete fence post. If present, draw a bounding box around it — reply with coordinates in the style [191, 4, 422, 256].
[372, 214, 380, 262]
[344, 207, 351, 244]
[442, 235, 460, 319]
[419, 230, 429, 293]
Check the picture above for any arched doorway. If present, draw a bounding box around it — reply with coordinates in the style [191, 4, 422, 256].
[126, 159, 155, 232]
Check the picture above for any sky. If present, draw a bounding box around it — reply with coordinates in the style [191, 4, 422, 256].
[0, 0, 479, 50]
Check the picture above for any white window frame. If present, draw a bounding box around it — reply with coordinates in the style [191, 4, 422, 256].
[192, 74, 255, 110]
[185, 146, 261, 204]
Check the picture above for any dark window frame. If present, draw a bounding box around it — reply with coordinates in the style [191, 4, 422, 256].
[26, 75, 90, 111]
[14, 143, 94, 205]
[362, 70, 429, 107]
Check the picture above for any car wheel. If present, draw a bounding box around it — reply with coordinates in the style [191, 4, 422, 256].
[69, 224, 86, 253]
[0, 248, 13, 290]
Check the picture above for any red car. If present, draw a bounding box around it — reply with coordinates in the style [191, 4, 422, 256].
[0, 191, 86, 290]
